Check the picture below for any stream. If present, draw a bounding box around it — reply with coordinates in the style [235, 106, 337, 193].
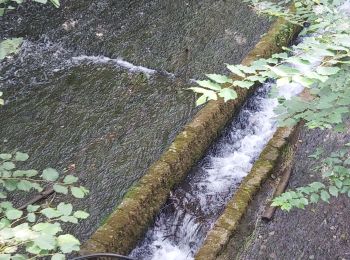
[129, 1, 350, 256]
[130, 80, 303, 259]
[0, 0, 270, 243]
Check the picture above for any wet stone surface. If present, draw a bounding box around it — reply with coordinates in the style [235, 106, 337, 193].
[218, 124, 350, 260]
[0, 0, 270, 243]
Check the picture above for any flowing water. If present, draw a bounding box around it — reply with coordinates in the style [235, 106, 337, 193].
[0, 0, 270, 243]
[130, 1, 350, 255]
[130, 79, 304, 259]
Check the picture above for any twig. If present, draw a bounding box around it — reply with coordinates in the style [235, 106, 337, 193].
[18, 186, 54, 210]
[261, 163, 293, 221]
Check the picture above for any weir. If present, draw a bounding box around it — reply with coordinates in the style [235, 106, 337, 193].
[81, 14, 300, 258]
[0, 0, 272, 244]
[0, 1, 303, 259]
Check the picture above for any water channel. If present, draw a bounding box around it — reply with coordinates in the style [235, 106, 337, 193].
[0, 0, 270, 242]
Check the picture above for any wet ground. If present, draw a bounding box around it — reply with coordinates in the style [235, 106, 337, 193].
[0, 0, 271, 243]
[218, 124, 350, 260]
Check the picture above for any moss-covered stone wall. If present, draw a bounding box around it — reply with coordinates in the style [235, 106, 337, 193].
[194, 127, 297, 260]
[80, 17, 301, 256]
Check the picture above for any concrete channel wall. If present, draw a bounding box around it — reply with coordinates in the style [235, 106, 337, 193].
[194, 125, 300, 259]
[80, 16, 301, 256]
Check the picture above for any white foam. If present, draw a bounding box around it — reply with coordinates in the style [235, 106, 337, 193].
[339, 0, 350, 13]
[131, 4, 350, 258]
[71, 55, 156, 76]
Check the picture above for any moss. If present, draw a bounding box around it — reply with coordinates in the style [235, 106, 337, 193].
[195, 128, 299, 260]
[259, 145, 280, 162]
[81, 10, 301, 257]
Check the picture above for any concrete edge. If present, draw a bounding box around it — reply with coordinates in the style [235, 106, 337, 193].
[80, 16, 301, 256]
[194, 125, 303, 260]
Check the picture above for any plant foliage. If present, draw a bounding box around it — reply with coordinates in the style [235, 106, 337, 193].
[192, 0, 350, 130]
[192, 0, 350, 211]
[272, 145, 350, 210]
[0, 1, 91, 259]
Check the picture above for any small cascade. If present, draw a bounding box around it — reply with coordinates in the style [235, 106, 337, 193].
[130, 80, 303, 259]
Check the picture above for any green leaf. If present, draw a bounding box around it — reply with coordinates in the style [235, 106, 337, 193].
[41, 208, 62, 218]
[0, 219, 10, 229]
[50, 0, 60, 8]
[71, 187, 85, 198]
[57, 234, 80, 253]
[57, 203, 73, 216]
[73, 210, 90, 219]
[292, 75, 314, 87]
[329, 186, 339, 197]
[0, 192, 7, 199]
[53, 184, 68, 194]
[310, 193, 319, 203]
[52, 254, 65, 260]
[34, 234, 56, 250]
[12, 255, 27, 260]
[17, 180, 34, 191]
[226, 64, 246, 77]
[0, 38, 23, 60]
[218, 88, 237, 102]
[14, 152, 29, 162]
[3, 180, 18, 191]
[24, 169, 39, 177]
[309, 182, 325, 190]
[195, 95, 208, 106]
[335, 179, 343, 189]
[2, 162, 15, 170]
[189, 87, 217, 100]
[205, 74, 233, 84]
[320, 190, 331, 202]
[5, 209, 23, 220]
[27, 213, 36, 222]
[316, 66, 340, 76]
[27, 205, 40, 212]
[59, 215, 78, 223]
[33, 223, 62, 235]
[41, 168, 59, 181]
[26, 244, 42, 255]
[196, 80, 221, 91]
[0, 154, 12, 160]
[0, 255, 10, 260]
[63, 175, 78, 185]
[33, 0, 48, 3]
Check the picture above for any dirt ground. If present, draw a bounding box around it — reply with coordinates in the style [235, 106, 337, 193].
[218, 124, 350, 260]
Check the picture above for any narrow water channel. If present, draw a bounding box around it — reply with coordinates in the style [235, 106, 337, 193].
[130, 80, 303, 259]
[129, 2, 350, 253]
[0, 0, 271, 243]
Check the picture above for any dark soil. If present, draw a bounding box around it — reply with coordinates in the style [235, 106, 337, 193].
[218, 124, 350, 260]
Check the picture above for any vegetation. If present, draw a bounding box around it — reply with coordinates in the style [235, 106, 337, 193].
[1, 1, 90, 259]
[272, 145, 350, 210]
[192, 0, 350, 209]
[1, 0, 349, 258]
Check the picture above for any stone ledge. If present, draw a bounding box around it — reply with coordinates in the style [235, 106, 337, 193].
[194, 127, 297, 260]
[80, 16, 301, 256]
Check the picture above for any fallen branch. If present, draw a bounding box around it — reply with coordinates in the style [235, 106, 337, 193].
[261, 159, 293, 221]
[18, 186, 54, 210]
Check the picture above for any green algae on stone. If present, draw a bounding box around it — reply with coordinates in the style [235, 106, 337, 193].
[81, 10, 300, 257]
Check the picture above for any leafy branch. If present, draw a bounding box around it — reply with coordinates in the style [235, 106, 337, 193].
[0, 152, 89, 259]
[272, 145, 350, 211]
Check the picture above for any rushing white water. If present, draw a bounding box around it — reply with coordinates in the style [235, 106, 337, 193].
[130, 11, 350, 255]
[1, 40, 169, 80]
[71, 55, 157, 76]
[130, 75, 304, 259]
